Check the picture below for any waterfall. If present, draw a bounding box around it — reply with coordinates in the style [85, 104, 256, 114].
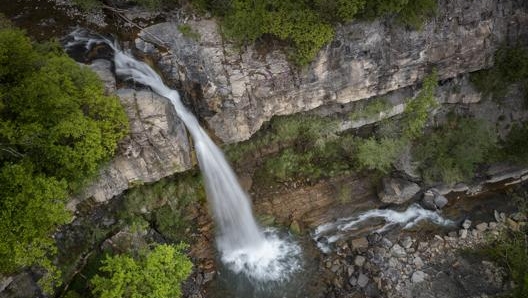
[65, 29, 300, 282]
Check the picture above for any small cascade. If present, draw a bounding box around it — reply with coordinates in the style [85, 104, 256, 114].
[313, 204, 454, 252]
[65, 29, 300, 282]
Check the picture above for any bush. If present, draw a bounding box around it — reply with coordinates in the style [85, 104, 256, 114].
[356, 137, 407, 173]
[414, 117, 496, 184]
[91, 244, 192, 298]
[470, 46, 528, 101]
[499, 122, 528, 165]
[402, 70, 438, 139]
[478, 228, 528, 298]
[360, 0, 437, 29]
[0, 27, 127, 290]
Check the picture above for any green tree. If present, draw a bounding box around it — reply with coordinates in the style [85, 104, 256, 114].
[402, 70, 438, 139]
[91, 244, 193, 298]
[0, 163, 70, 291]
[0, 27, 128, 291]
[414, 117, 496, 184]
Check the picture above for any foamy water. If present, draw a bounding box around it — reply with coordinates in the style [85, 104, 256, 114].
[65, 29, 301, 282]
[313, 204, 454, 252]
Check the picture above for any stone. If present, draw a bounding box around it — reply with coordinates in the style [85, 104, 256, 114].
[347, 266, 355, 277]
[367, 233, 382, 245]
[411, 271, 426, 283]
[351, 237, 369, 250]
[422, 191, 436, 210]
[354, 255, 366, 267]
[462, 219, 472, 229]
[357, 273, 369, 288]
[494, 210, 503, 223]
[378, 178, 420, 205]
[459, 229, 468, 239]
[330, 264, 341, 273]
[400, 236, 413, 249]
[506, 218, 520, 231]
[413, 256, 424, 269]
[475, 222, 488, 232]
[452, 183, 469, 193]
[391, 244, 406, 258]
[0, 276, 13, 293]
[259, 214, 276, 226]
[434, 195, 449, 209]
[489, 222, 498, 230]
[381, 237, 393, 249]
[348, 277, 357, 287]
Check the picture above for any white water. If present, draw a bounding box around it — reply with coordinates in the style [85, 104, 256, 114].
[313, 204, 454, 252]
[65, 29, 300, 282]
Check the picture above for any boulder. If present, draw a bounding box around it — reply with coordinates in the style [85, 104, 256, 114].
[390, 244, 406, 258]
[434, 195, 449, 209]
[378, 178, 420, 205]
[462, 219, 472, 230]
[357, 273, 369, 288]
[422, 190, 437, 210]
[411, 271, 426, 283]
[351, 237, 369, 250]
[354, 256, 366, 267]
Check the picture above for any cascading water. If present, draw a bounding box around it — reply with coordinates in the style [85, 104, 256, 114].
[313, 204, 454, 252]
[65, 29, 300, 282]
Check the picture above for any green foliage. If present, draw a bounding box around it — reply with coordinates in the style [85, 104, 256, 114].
[414, 117, 496, 184]
[225, 113, 338, 163]
[402, 70, 438, 139]
[0, 27, 127, 289]
[0, 29, 128, 190]
[499, 122, 528, 165]
[315, 0, 366, 22]
[361, 0, 437, 29]
[91, 243, 192, 298]
[349, 97, 391, 121]
[470, 46, 528, 102]
[120, 172, 204, 241]
[72, 0, 102, 11]
[178, 24, 201, 41]
[0, 163, 70, 291]
[478, 228, 528, 298]
[355, 137, 407, 173]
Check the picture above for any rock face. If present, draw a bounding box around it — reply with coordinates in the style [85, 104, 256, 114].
[70, 61, 193, 206]
[137, 0, 528, 143]
[378, 177, 421, 205]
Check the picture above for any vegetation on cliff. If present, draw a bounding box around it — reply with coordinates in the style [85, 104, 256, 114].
[192, 0, 437, 65]
[72, 0, 436, 65]
[0, 25, 128, 291]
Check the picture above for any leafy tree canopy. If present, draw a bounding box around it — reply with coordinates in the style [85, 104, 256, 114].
[0, 26, 128, 291]
[91, 244, 193, 298]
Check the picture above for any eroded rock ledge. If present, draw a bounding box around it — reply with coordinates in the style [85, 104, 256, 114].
[70, 60, 193, 208]
[137, 0, 528, 143]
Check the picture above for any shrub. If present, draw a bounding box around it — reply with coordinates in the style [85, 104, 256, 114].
[470, 46, 528, 100]
[91, 243, 192, 298]
[499, 122, 528, 165]
[349, 97, 391, 121]
[402, 70, 438, 139]
[356, 137, 407, 173]
[178, 24, 201, 41]
[360, 0, 437, 29]
[414, 117, 496, 184]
